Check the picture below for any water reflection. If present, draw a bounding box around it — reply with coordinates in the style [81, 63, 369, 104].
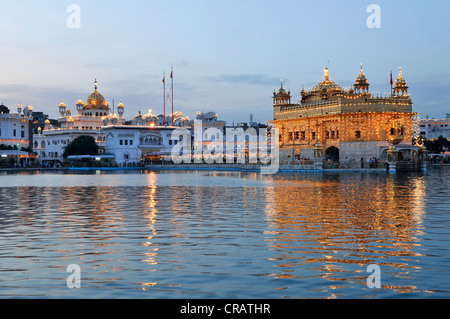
[0, 169, 447, 298]
[265, 172, 427, 296]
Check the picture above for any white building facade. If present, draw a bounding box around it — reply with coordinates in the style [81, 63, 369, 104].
[419, 115, 450, 140]
[0, 103, 33, 151]
[33, 80, 126, 163]
[103, 125, 180, 166]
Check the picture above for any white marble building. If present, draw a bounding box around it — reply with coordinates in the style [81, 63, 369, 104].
[33, 80, 126, 163]
[102, 125, 179, 165]
[0, 103, 33, 151]
[419, 115, 450, 140]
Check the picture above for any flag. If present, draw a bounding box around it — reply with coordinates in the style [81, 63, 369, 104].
[390, 71, 393, 86]
[162, 73, 165, 84]
[170, 69, 173, 79]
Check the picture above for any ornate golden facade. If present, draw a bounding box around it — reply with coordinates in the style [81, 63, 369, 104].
[273, 66, 417, 162]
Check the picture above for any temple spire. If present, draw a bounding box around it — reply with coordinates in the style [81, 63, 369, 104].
[324, 68, 330, 81]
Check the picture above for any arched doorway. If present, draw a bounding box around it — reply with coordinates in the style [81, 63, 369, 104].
[325, 146, 339, 162]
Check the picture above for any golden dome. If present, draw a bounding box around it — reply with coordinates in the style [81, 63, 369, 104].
[87, 91, 106, 106]
[59, 101, 66, 107]
[394, 67, 407, 87]
[76, 99, 84, 105]
[393, 67, 408, 96]
[355, 64, 368, 84]
[68, 116, 74, 122]
[117, 102, 124, 108]
[353, 64, 370, 94]
[45, 119, 50, 124]
[311, 68, 344, 92]
[85, 79, 109, 110]
[27, 105, 33, 111]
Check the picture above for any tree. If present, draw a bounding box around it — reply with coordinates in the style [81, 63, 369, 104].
[63, 135, 99, 159]
[423, 135, 450, 154]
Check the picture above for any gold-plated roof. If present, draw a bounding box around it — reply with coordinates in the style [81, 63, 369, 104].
[394, 67, 407, 87]
[85, 79, 109, 110]
[355, 64, 368, 85]
[311, 68, 345, 92]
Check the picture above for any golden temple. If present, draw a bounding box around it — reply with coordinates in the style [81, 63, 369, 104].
[272, 65, 417, 162]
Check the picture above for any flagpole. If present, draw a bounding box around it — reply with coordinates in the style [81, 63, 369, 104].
[390, 71, 393, 97]
[171, 66, 174, 126]
[163, 72, 166, 126]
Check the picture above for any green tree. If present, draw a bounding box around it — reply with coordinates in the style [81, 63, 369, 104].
[424, 135, 450, 154]
[63, 135, 99, 159]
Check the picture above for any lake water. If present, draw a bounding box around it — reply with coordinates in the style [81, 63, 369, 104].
[0, 167, 449, 299]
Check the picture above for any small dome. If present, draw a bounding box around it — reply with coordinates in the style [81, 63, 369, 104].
[59, 101, 66, 107]
[311, 68, 345, 93]
[277, 79, 287, 95]
[76, 99, 84, 105]
[65, 109, 71, 115]
[356, 69, 368, 84]
[395, 75, 407, 85]
[27, 105, 33, 111]
[117, 102, 124, 108]
[393, 67, 408, 90]
[68, 116, 74, 122]
[0, 104, 10, 114]
[45, 119, 50, 124]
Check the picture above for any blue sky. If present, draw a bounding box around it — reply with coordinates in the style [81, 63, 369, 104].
[0, 0, 449, 124]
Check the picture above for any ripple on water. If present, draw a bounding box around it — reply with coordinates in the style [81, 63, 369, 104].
[0, 168, 449, 298]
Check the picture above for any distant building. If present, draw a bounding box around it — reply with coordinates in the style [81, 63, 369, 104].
[419, 115, 450, 140]
[272, 65, 418, 162]
[0, 103, 33, 150]
[31, 111, 59, 135]
[102, 125, 177, 166]
[130, 109, 191, 127]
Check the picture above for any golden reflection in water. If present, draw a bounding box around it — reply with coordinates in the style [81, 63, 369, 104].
[265, 173, 427, 295]
[142, 173, 158, 258]
[142, 172, 160, 290]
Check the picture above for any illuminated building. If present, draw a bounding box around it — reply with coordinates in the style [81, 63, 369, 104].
[33, 79, 126, 163]
[272, 65, 418, 162]
[130, 109, 191, 127]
